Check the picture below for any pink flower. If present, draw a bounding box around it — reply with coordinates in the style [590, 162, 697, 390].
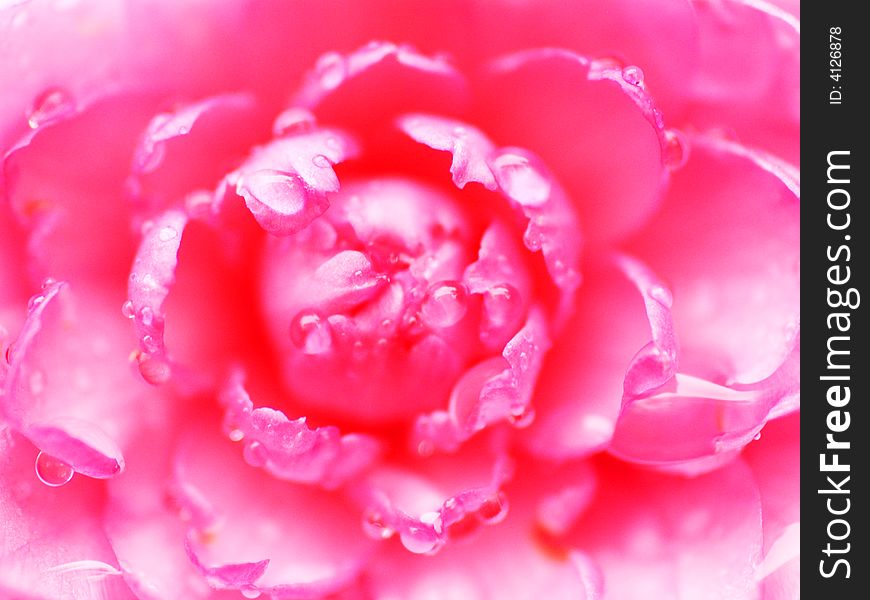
[0, 1, 799, 599]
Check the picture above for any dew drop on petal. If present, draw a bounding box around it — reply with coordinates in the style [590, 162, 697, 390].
[400, 524, 439, 554]
[158, 226, 178, 242]
[240, 586, 261, 599]
[421, 281, 468, 329]
[289, 310, 333, 354]
[663, 129, 690, 171]
[138, 356, 171, 385]
[490, 153, 551, 207]
[312, 154, 331, 168]
[483, 284, 522, 328]
[141, 334, 159, 353]
[508, 404, 536, 428]
[478, 491, 509, 524]
[314, 52, 347, 90]
[228, 429, 245, 442]
[621, 65, 645, 86]
[243, 441, 267, 467]
[363, 511, 395, 540]
[35, 451, 74, 487]
[121, 300, 135, 319]
[139, 306, 155, 327]
[239, 169, 307, 217]
[27, 295, 45, 311]
[272, 107, 317, 136]
[40, 277, 57, 290]
[648, 285, 673, 308]
[27, 88, 75, 129]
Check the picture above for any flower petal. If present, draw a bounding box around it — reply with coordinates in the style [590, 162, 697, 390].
[3, 92, 161, 286]
[625, 137, 799, 389]
[296, 42, 469, 137]
[219, 127, 359, 236]
[128, 92, 267, 213]
[478, 49, 669, 243]
[172, 422, 374, 597]
[0, 430, 135, 599]
[399, 113, 581, 298]
[566, 456, 763, 599]
[523, 254, 675, 459]
[219, 370, 380, 489]
[0, 282, 164, 479]
[127, 209, 188, 385]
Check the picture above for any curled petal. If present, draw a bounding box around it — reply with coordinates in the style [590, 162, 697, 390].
[524, 255, 673, 459]
[219, 370, 380, 488]
[399, 114, 581, 299]
[0, 431, 135, 599]
[172, 424, 373, 597]
[220, 127, 358, 235]
[350, 439, 514, 554]
[414, 308, 550, 452]
[1, 282, 135, 479]
[127, 209, 188, 385]
[128, 92, 266, 212]
[295, 42, 469, 133]
[480, 49, 669, 243]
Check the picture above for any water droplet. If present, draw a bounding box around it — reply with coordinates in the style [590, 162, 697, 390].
[35, 451, 74, 487]
[314, 52, 347, 90]
[400, 524, 440, 554]
[478, 491, 509, 524]
[272, 107, 317, 136]
[753, 432, 762, 441]
[243, 441, 267, 467]
[121, 300, 135, 319]
[228, 429, 245, 442]
[158, 226, 177, 242]
[240, 586, 261, 599]
[27, 88, 75, 129]
[508, 404, 536, 428]
[363, 511, 396, 540]
[621, 65, 645, 86]
[483, 284, 522, 329]
[490, 152, 551, 207]
[416, 439, 434, 457]
[27, 294, 45, 311]
[523, 223, 544, 251]
[312, 154, 331, 168]
[663, 129, 689, 171]
[289, 310, 333, 355]
[141, 334, 159, 353]
[138, 356, 171, 385]
[140, 220, 155, 234]
[648, 285, 673, 308]
[136, 141, 166, 174]
[421, 281, 468, 329]
[41, 277, 57, 290]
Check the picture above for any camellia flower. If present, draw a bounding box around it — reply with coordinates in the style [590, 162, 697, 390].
[0, 1, 799, 599]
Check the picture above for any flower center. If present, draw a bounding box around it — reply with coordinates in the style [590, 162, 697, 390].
[260, 178, 526, 424]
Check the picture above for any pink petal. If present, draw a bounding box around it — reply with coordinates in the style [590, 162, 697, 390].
[567, 456, 763, 599]
[478, 49, 670, 243]
[349, 436, 514, 555]
[398, 113, 581, 299]
[362, 456, 601, 599]
[523, 255, 675, 459]
[219, 370, 380, 488]
[172, 423, 374, 597]
[295, 42, 469, 136]
[220, 127, 359, 236]
[0, 281, 153, 479]
[127, 209, 188, 385]
[625, 137, 799, 390]
[678, 0, 800, 163]
[128, 92, 267, 213]
[0, 430, 135, 599]
[3, 92, 161, 286]
[743, 414, 800, 598]
[414, 307, 551, 452]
